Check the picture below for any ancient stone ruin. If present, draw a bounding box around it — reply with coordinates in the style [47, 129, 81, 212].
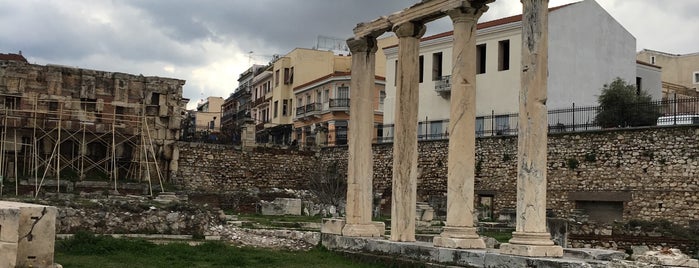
[0, 201, 57, 268]
[339, 0, 562, 257]
[0, 58, 187, 195]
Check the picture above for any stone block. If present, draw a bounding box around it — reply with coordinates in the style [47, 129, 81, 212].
[0, 242, 18, 268]
[0, 201, 58, 268]
[321, 218, 345, 235]
[260, 198, 302, 216]
[564, 248, 628, 261]
[500, 243, 564, 257]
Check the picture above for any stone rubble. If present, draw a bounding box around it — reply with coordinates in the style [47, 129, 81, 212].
[207, 224, 320, 251]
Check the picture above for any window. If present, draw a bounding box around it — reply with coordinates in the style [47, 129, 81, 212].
[282, 99, 288, 116]
[150, 93, 160, 105]
[418, 55, 424, 83]
[379, 91, 386, 111]
[337, 86, 349, 99]
[306, 95, 311, 106]
[48, 101, 58, 111]
[273, 100, 278, 118]
[650, 56, 656, 65]
[429, 121, 443, 139]
[636, 77, 642, 95]
[4, 96, 20, 110]
[476, 44, 486, 74]
[498, 40, 510, 71]
[475, 117, 484, 137]
[316, 90, 322, 103]
[694, 72, 699, 84]
[324, 89, 329, 103]
[283, 68, 291, 85]
[432, 52, 443, 80]
[335, 120, 348, 145]
[289, 67, 294, 84]
[275, 70, 280, 86]
[297, 97, 303, 107]
[81, 98, 97, 112]
[495, 115, 509, 135]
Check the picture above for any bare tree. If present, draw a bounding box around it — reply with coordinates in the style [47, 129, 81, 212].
[308, 160, 346, 207]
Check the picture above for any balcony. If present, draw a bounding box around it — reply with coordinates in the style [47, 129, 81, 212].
[295, 103, 322, 120]
[328, 98, 350, 110]
[435, 75, 451, 97]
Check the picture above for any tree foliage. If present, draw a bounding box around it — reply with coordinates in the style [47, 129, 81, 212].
[595, 77, 660, 128]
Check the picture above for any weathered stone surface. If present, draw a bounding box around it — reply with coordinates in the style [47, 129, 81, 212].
[345, 36, 379, 236]
[635, 248, 699, 267]
[564, 248, 629, 261]
[321, 218, 345, 235]
[390, 21, 425, 242]
[0, 201, 57, 268]
[260, 198, 302, 216]
[323, 235, 596, 267]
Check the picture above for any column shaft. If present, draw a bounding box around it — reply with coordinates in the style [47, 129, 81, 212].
[391, 22, 425, 242]
[500, 0, 563, 257]
[434, 6, 490, 250]
[342, 36, 381, 237]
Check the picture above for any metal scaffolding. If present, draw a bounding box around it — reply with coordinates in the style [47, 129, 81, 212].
[0, 95, 165, 197]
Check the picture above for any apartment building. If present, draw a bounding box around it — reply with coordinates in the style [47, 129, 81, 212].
[637, 49, 699, 99]
[194, 96, 224, 133]
[293, 72, 385, 147]
[221, 64, 265, 143]
[250, 66, 274, 143]
[382, 0, 660, 137]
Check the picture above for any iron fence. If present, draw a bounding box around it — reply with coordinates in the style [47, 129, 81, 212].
[182, 97, 699, 146]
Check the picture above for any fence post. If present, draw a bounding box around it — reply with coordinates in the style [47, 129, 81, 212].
[491, 110, 494, 136]
[673, 93, 677, 125]
[572, 102, 575, 132]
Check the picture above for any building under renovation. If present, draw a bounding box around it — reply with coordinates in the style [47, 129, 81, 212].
[0, 53, 187, 195]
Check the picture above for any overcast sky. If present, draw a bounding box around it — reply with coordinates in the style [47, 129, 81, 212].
[1, 0, 697, 109]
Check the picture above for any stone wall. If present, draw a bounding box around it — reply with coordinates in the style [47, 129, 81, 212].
[172, 142, 317, 192]
[174, 126, 699, 226]
[322, 126, 699, 226]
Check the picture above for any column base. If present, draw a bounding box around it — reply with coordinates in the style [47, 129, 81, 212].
[342, 222, 383, 237]
[499, 232, 563, 257]
[433, 226, 485, 249]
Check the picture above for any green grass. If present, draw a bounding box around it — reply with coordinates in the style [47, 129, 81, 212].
[481, 231, 512, 243]
[56, 232, 382, 268]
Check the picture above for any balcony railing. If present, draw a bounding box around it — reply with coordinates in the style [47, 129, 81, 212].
[329, 98, 350, 109]
[435, 75, 451, 97]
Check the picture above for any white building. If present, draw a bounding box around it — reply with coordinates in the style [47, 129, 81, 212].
[381, 0, 660, 138]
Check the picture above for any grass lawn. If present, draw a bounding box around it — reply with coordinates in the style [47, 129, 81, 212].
[55, 232, 382, 268]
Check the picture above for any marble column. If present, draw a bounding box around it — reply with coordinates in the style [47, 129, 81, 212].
[390, 22, 425, 242]
[500, 0, 563, 257]
[433, 4, 490, 249]
[342, 36, 381, 237]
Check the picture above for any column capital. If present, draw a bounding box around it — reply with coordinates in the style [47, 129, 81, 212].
[392, 22, 426, 39]
[347, 36, 378, 54]
[447, 3, 491, 23]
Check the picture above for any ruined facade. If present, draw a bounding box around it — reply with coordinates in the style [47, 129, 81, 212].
[0, 57, 186, 193]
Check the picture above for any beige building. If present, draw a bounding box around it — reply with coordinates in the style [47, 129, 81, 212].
[292, 72, 385, 147]
[257, 48, 352, 144]
[637, 49, 699, 99]
[194, 96, 224, 133]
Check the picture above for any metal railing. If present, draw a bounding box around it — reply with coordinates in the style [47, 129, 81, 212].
[329, 98, 350, 108]
[183, 97, 699, 146]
